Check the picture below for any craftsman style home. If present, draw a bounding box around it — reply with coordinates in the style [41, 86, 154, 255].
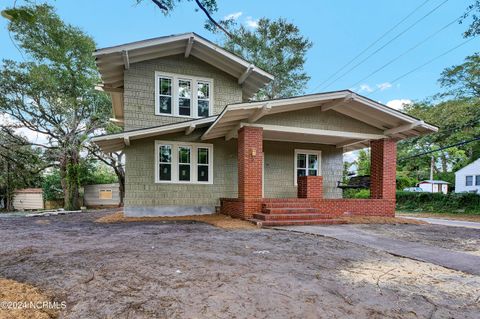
[92, 32, 437, 225]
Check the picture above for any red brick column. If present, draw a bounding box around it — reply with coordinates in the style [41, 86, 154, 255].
[297, 176, 323, 198]
[370, 139, 397, 200]
[237, 126, 263, 218]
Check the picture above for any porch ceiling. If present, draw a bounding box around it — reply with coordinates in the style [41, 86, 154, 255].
[201, 90, 438, 151]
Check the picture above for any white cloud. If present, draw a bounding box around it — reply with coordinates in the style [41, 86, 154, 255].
[358, 84, 373, 93]
[376, 82, 392, 91]
[245, 16, 259, 28]
[223, 11, 242, 21]
[386, 99, 412, 110]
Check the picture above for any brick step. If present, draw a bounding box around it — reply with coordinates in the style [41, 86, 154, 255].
[262, 208, 323, 214]
[262, 202, 314, 209]
[251, 218, 347, 227]
[253, 213, 337, 221]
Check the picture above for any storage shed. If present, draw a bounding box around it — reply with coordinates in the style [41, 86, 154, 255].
[416, 180, 449, 194]
[83, 183, 120, 208]
[13, 188, 44, 210]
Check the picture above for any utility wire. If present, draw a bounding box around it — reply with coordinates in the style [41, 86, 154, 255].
[367, 37, 476, 96]
[350, 7, 474, 89]
[399, 136, 480, 161]
[311, 0, 432, 91]
[317, 0, 450, 91]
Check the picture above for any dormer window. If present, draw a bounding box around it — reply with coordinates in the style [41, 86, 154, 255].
[155, 71, 213, 118]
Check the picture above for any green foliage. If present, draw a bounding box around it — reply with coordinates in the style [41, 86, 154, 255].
[137, 0, 218, 15]
[462, 1, 480, 38]
[212, 18, 312, 100]
[355, 149, 370, 175]
[79, 161, 118, 186]
[0, 3, 112, 210]
[343, 189, 370, 199]
[396, 191, 480, 214]
[42, 170, 63, 201]
[439, 53, 480, 98]
[396, 171, 417, 190]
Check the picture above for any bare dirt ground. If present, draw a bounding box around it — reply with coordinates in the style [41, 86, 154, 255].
[397, 212, 480, 222]
[352, 223, 480, 256]
[0, 211, 479, 318]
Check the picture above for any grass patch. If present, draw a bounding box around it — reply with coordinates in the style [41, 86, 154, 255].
[0, 278, 59, 319]
[95, 211, 258, 230]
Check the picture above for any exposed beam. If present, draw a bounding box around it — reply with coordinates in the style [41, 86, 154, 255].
[321, 93, 355, 112]
[185, 124, 196, 135]
[248, 103, 271, 123]
[336, 139, 368, 149]
[123, 136, 130, 146]
[95, 85, 124, 93]
[244, 123, 387, 140]
[185, 36, 194, 58]
[109, 118, 124, 124]
[238, 64, 254, 85]
[384, 120, 424, 136]
[122, 50, 130, 70]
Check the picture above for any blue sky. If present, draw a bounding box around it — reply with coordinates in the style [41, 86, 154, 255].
[1, 0, 478, 109]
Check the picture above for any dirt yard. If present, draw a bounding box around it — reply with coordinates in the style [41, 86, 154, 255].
[0, 211, 479, 318]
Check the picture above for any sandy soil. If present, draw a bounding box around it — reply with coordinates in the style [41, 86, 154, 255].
[0, 211, 479, 318]
[352, 223, 480, 256]
[95, 211, 258, 229]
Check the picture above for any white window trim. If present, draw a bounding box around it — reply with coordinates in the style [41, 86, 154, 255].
[154, 71, 214, 118]
[155, 140, 213, 184]
[294, 149, 322, 186]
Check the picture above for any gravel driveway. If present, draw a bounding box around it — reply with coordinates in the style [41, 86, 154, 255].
[0, 211, 479, 318]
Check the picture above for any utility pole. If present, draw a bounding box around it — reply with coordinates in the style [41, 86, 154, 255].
[430, 155, 434, 193]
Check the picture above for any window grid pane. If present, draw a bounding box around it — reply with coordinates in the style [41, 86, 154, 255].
[466, 176, 473, 186]
[158, 77, 172, 114]
[197, 82, 210, 117]
[476, 175, 480, 186]
[297, 154, 306, 169]
[178, 80, 191, 116]
[197, 148, 210, 182]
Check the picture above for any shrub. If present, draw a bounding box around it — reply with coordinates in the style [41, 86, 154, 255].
[396, 191, 480, 214]
[343, 189, 370, 199]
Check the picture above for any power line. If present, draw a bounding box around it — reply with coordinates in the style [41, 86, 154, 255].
[318, 0, 450, 91]
[350, 8, 473, 89]
[311, 0, 433, 91]
[368, 37, 476, 96]
[399, 136, 480, 161]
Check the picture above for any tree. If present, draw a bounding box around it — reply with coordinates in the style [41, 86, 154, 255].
[0, 4, 111, 210]
[439, 53, 480, 98]
[462, 1, 480, 38]
[355, 149, 371, 176]
[210, 18, 312, 100]
[137, 0, 232, 37]
[0, 128, 45, 210]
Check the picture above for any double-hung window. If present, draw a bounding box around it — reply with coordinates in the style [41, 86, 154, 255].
[466, 175, 473, 186]
[155, 141, 213, 184]
[294, 149, 321, 185]
[476, 175, 480, 186]
[155, 72, 213, 118]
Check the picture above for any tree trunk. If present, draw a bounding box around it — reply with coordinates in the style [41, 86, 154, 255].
[60, 150, 80, 211]
[113, 153, 125, 207]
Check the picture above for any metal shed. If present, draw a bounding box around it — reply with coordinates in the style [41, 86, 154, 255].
[83, 183, 121, 208]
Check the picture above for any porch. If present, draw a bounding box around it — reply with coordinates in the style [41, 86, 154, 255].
[219, 126, 397, 226]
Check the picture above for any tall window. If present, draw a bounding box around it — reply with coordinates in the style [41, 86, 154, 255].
[155, 72, 213, 118]
[155, 141, 213, 184]
[178, 80, 192, 116]
[158, 144, 172, 181]
[466, 175, 473, 186]
[294, 149, 321, 185]
[158, 77, 172, 114]
[197, 81, 210, 117]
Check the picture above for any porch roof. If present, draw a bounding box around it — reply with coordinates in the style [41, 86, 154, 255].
[201, 90, 438, 151]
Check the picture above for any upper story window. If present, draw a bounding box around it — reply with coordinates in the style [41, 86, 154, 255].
[155, 72, 213, 118]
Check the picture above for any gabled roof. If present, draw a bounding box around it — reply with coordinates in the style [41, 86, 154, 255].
[455, 158, 480, 174]
[201, 90, 438, 150]
[94, 32, 274, 123]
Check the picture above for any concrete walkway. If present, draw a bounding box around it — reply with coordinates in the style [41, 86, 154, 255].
[400, 216, 480, 229]
[275, 225, 480, 276]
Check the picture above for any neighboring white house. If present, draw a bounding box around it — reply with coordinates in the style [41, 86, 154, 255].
[416, 180, 449, 194]
[455, 158, 480, 193]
